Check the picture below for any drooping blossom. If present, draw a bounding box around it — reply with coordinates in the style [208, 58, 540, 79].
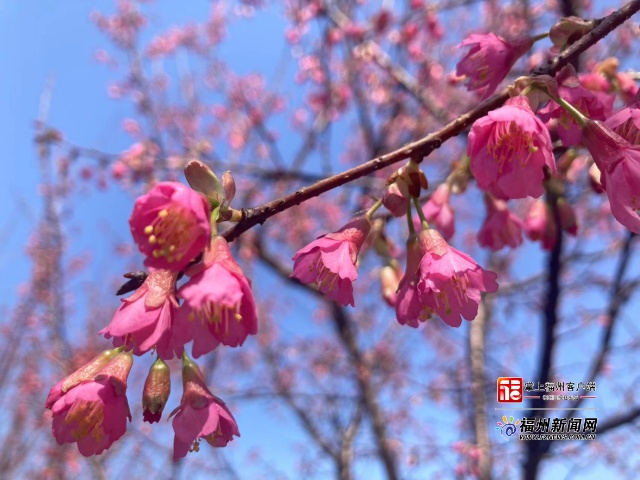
[99, 269, 183, 359]
[468, 95, 555, 199]
[142, 358, 171, 423]
[383, 181, 409, 217]
[395, 228, 498, 328]
[46, 350, 133, 457]
[538, 68, 613, 147]
[171, 355, 240, 461]
[581, 119, 640, 233]
[420, 183, 455, 240]
[525, 199, 557, 250]
[176, 235, 258, 358]
[129, 182, 211, 271]
[477, 194, 523, 250]
[456, 33, 533, 99]
[291, 217, 371, 307]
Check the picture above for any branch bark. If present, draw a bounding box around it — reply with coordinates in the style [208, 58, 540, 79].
[469, 299, 493, 480]
[223, 0, 640, 243]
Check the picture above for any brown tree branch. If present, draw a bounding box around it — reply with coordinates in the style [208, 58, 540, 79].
[469, 298, 493, 480]
[222, 0, 640, 243]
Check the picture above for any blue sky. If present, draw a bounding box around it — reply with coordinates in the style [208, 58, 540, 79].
[2, 1, 639, 479]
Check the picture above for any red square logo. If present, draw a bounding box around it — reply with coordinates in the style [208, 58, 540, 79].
[497, 377, 523, 403]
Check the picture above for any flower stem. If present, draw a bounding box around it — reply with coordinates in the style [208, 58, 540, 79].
[365, 198, 383, 220]
[531, 32, 549, 42]
[551, 95, 588, 127]
[407, 202, 416, 236]
[413, 197, 429, 230]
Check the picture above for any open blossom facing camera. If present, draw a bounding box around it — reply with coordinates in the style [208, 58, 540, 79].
[171, 355, 240, 461]
[456, 33, 533, 99]
[396, 229, 498, 328]
[46, 350, 133, 457]
[99, 269, 183, 360]
[291, 217, 371, 307]
[129, 181, 211, 271]
[477, 194, 523, 250]
[468, 96, 555, 200]
[176, 235, 258, 358]
[581, 119, 640, 233]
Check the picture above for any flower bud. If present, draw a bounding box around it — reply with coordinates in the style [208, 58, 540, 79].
[525, 199, 557, 250]
[184, 159, 224, 205]
[222, 170, 236, 205]
[142, 358, 171, 423]
[380, 263, 402, 307]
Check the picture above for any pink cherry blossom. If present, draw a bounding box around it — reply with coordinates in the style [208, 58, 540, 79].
[581, 119, 640, 233]
[468, 95, 556, 199]
[421, 183, 455, 240]
[176, 235, 258, 358]
[456, 33, 533, 99]
[382, 181, 409, 217]
[291, 217, 371, 307]
[47, 351, 133, 457]
[129, 182, 211, 271]
[100, 269, 183, 359]
[45, 348, 122, 409]
[171, 355, 240, 461]
[396, 229, 498, 328]
[477, 194, 523, 250]
[525, 199, 557, 250]
[538, 69, 613, 147]
[605, 93, 640, 145]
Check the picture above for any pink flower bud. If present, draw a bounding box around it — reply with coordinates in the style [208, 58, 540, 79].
[525, 199, 557, 250]
[382, 181, 409, 217]
[477, 194, 524, 250]
[142, 358, 171, 423]
[421, 183, 455, 240]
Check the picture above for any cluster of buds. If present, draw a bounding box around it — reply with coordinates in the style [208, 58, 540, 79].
[46, 161, 252, 460]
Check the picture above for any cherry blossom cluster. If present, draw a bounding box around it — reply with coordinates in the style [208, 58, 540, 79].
[46, 163, 256, 460]
[44, 10, 640, 463]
